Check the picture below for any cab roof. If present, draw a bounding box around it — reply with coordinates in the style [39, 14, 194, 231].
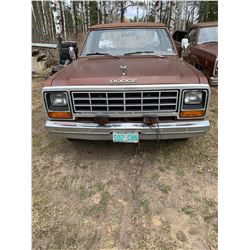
[89, 22, 167, 30]
[191, 21, 218, 29]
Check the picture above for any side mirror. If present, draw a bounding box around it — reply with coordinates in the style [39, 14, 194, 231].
[69, 47, 76, 63]
[181, 38, 189, 49]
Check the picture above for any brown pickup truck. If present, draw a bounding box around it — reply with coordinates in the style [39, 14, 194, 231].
[181, 21, 218, 85]
[42, 22, 210, 143]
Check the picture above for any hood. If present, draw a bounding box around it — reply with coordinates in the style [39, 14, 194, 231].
[195, 43, 218, 58]
[50, 56, 205, 86]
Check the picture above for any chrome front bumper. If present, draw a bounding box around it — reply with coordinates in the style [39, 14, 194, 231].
[45, 120, 210, 141]
[209, 76, 218, 86]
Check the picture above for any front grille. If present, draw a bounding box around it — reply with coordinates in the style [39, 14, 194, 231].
[71, 90, 179, 114]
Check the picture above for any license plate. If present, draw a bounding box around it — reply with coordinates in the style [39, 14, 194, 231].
[113, 132, 139, 143]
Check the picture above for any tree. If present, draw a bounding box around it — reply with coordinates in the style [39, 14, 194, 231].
[41, 0, 49, 40]
[100, 1, 106, 24]
[59, 1, 67, 39]
[33, 1, 46, 41]
[154, 1, 162, 22]
[119, 1, 135, 23]
[51, 0, 63, 43]
[198, 1, 218, 22]
[32, 0, 210, 43]
[81, 1, 87, 33]
[70, 1, 77, 39]
[167, 1, 174, 28]
[46, 0, 56, 41]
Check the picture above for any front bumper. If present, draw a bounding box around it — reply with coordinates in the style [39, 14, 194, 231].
[45, 120, 210, 141]
[209, 76, 218, 86]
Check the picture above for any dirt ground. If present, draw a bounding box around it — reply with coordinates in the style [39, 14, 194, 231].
[32, 78, 218, 250]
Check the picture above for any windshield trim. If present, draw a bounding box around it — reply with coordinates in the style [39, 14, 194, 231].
[79, 27, 177, 57]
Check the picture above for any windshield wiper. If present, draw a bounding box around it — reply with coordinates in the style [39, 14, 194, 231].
[85, 52, 120, 59]
[124, 50, 154, 55]
[201, 41, 218, 44]
[124, 51, 164, 58]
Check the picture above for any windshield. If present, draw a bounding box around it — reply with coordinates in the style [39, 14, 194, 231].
[198, 26, 218, 44]
[81, 28, 176, 56]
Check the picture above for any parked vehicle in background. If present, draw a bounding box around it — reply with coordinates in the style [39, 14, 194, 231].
[172, 30, 188, 56]
[181, 21, 218, 86]
[42, 22, 210, 143]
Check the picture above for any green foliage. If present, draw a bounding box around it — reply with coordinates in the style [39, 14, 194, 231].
[198, 1, 218, 22]
[89, 1, 98, 26]
[159, 165, 170, 172]
[182, 205, 195, 217]
[160, 185, 171, 194]
[139, 198, 150, 213]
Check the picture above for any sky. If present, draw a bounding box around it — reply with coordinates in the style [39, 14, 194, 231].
[125, 6, 144, 20]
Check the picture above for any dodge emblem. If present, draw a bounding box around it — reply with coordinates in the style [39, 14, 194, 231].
[110, 79, 138, 84]
[120, 65, 127, 76]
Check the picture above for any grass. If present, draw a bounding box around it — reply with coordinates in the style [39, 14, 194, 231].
[79, 186, 94, 199]
[159, 165, 170, 172]
[162, 220, 171, 232]
[64, 233, 78, 248]
[87, 191, 111, 216]
[139, 198, 150, 214]
[84, 231, 98, 250]
[160, 184, 171, 194]
[202, 198, 217, 226]
[95, 182, 105, 192]
[151, 172, 160, 181]
[182, 205, 195, 217]
[79, 164, 88, 170]
[176, 168, 185, 176]
[75, 160, 88, 170]
[205, 198, 217, 208]
[203, 213, 214, 223]
[32, 137, 41, 148]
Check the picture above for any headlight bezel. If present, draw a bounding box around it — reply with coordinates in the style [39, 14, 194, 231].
[44, 91, 70, 112]
[181, 89, 208, 114]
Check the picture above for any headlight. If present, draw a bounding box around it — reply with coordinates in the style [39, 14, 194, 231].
[184, 91, 203, 104]
[43, 91, 72, 119]
[49, 93, 68, 106]
[180, 89, 208, 118]
[44, 92, 69, 112]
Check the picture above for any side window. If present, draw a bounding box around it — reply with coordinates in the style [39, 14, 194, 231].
[188, 29, 197, 44]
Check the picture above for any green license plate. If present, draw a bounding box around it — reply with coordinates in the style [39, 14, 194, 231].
[113, 132, 139, 143]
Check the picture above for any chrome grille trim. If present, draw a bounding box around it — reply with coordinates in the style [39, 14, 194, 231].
[71, 90, 179, 114]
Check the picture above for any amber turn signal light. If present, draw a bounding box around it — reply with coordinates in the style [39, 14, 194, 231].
[48, 111, 72, 119]
[180, 110, 205, 118]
